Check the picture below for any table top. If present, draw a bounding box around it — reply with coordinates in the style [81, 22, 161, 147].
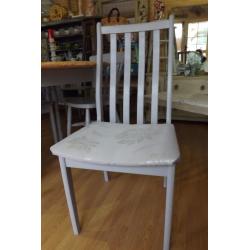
[41, 61, 96, 69]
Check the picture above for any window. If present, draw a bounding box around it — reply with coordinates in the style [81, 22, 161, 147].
[174, 23, 183, 52]
[187, 21, 208, 52]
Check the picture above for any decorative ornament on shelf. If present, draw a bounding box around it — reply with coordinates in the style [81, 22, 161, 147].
[136, 0, 148, 23]
[49, 4, 68, 21]
[84, 0, 96, 16]
[101, 8, 128, 52]
[101, 8, 128, 26]
[153, 0, 166, 20]
[48, 29, 57, 61]
[78, 0, 83, 16]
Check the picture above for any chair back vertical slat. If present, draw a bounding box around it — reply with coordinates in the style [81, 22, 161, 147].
[98, 17, 174, 124]
[123, 32, 131, 124]
[166, 15, 174, 124]
[109, 33, 117, 123]
[96, 22, 103, 122]
[151, 29, 160, 124]
[137, 31, 146, 124]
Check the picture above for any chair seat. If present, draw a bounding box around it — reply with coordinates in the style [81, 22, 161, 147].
[50, 122, 180, 167]
[64, 97, 96, 109]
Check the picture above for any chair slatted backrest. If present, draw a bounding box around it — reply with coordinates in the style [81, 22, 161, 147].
[95, 15, 174, 124]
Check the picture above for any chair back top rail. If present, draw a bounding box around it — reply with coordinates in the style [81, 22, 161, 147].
[101, 19, 170, 34]
[95, 15, 174, 125]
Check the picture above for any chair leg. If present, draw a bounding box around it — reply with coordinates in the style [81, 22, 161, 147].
[163, 166, 175, 250]
[58, 157, 80, 235]
[85, 108, 90, 126]
[54, 103, 63, 140]
[103, 171, 109, 182]
[67, 106, 72, 136]
[164, 176, 167, 188]
[48, 104, 58, 143]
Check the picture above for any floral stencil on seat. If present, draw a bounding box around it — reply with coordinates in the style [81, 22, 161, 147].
[66, 135, 99, 153]
[115, 128, 160, 145]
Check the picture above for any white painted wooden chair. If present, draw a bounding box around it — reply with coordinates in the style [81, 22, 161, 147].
[50, 15, 180, 250]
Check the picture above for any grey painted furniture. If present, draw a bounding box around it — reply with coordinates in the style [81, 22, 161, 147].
[42, 61, 97, 142]
[64, 52, 124, 136]
[42, 86, 64, 143]
[50, 15, 180, 250]
[42, 61, 108, 181]
[42, 96, 58, 143]
[145, 74, 208, 121]
[65, 98, 96, 135]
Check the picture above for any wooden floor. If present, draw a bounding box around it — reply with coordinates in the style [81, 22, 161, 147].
[42, 113, 208, 250]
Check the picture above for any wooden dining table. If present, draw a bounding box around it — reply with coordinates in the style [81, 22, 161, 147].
[41, 61, 97, 142]
[41, 61, 97, 86]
